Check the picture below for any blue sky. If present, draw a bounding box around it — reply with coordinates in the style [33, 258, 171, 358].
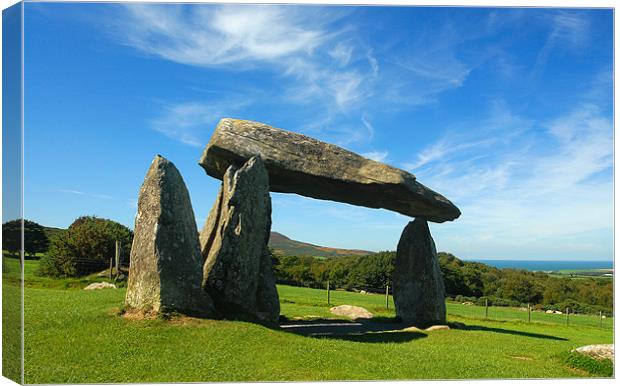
[21, 2, 613, 260]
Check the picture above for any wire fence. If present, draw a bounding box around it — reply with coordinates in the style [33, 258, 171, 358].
[305, 281, 613, 329]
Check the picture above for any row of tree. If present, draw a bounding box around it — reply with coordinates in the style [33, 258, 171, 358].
[2, 219, 50, 257]
[272, 251, 613, 314]
[3, 218, 613, 314]
[2, 217, 132, 277]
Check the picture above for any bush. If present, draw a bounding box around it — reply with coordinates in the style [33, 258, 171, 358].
[38, 216, 132, 277]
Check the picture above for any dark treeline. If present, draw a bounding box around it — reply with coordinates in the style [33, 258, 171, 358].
[272, 251, 613, 315]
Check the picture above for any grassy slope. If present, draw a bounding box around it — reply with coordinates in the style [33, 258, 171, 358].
[2, 256, 22, 383]
[269, 231, 373, 257]
[4, 258, 614, 383]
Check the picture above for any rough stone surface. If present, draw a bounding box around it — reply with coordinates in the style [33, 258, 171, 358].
[200, 156, 280, 323]
[199, 118, 460, 223]
[329, 305, 374, 320]
[84, 282, 116, 290]
[574, 344, 614, 362]
[125, 155, 214, 316]
[393, 218, 446, 327]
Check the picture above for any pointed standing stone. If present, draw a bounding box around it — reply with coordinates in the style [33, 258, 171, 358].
[125, 155, 213, 316]
[200, 156, 280, 323]
[393, 218, 446, 327]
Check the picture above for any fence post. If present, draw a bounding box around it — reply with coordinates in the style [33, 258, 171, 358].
[385, 285, 389, 309]
[327, 281, 331, 306]
[565, 307, 569, 326]
[485, 298, 488, 318]
[528, 303, 531, 323]
[114, 240, 120, 278]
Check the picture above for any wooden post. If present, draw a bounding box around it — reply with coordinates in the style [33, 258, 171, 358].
[109, 257, 113, 280]
[599, 311, 603, 328]
[528, 303, 531, 323]
[385, 285, 389, 309]
[327, 281, 331, 306]
[114, 240, 120, 278]
[566, 307, 569, 326]
[485, 298, 489, 318]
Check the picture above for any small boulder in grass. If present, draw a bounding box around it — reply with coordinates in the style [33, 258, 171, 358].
[329, 305, 374, 320]
[573, 344, 614, 362]
[84, 282, 117, 290]
[425, 325, 450, 332]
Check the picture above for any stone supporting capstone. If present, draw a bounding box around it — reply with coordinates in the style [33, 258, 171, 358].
[125, 155, 214, 316]
[393, 218, 446, 327]
[199, 156, 280, 324]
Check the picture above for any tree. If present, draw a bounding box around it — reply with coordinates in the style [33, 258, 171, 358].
[2, 219, 49, 257]
[2, 220, 21, 256]
[24, 220, 49, 257]
[38, 216, 132, 277]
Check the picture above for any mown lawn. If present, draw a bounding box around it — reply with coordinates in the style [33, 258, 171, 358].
[3, 257, 614, 383]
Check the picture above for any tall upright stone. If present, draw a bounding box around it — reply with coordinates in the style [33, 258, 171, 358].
[125, 155, 213, 316]
[393, 218, 446, 327]
[200, 156, 280, 323]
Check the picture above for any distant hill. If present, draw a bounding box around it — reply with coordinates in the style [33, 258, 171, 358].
[268, 231, 373, 257]
[42, 226, 66, 241]
[40, 226, 372, 258]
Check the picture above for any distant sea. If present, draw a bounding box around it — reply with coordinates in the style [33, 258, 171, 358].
[465, 259, 614, 272]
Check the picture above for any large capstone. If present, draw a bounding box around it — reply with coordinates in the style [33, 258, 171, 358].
[125, 155, 214, 316]
[393, 218, 446, 327]
[200, 156, 280, 323]
[199, 118, 460, 223]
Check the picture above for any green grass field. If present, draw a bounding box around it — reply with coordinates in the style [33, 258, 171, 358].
[2, 256, 614, 382]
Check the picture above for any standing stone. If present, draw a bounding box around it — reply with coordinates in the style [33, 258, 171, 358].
[393, 218, 446, 327]
[200, 156, 280, 323]
[125, 155, 213, 316]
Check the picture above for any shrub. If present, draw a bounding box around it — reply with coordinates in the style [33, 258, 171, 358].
[38, 216, 132, 277]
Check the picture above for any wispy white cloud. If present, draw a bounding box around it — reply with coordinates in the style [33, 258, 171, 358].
[150, 101, 242, 147]
[115, 3, 378, 145]
[58, 189, 113, 200]
[411, 100, 612, 258]
[531, 11, 590, 81]
[362, 150, 389, 163]
[550, 11, 589, 47]
[120, 4, 325, 66]
[328, 42, 354, 66]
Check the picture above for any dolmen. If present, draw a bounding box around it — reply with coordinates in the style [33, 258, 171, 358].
[125, 118, 460, 327]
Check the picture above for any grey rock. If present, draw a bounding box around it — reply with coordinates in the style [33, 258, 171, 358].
[329, 305, 374, 320]
[84, 282, 116, 290]
[393, 218, 446, 327]
[125, 155, 214, 316]
[199, 118, 460, 223]
[200, 156, 280, 323]
[573, 344, 614, 362]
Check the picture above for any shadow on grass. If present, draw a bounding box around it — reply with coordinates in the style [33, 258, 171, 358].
[367, 315, 401, 324]
[314, 331, 427, 343]
[277, 318, 425, 343]
[460, 324, 568, 341]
